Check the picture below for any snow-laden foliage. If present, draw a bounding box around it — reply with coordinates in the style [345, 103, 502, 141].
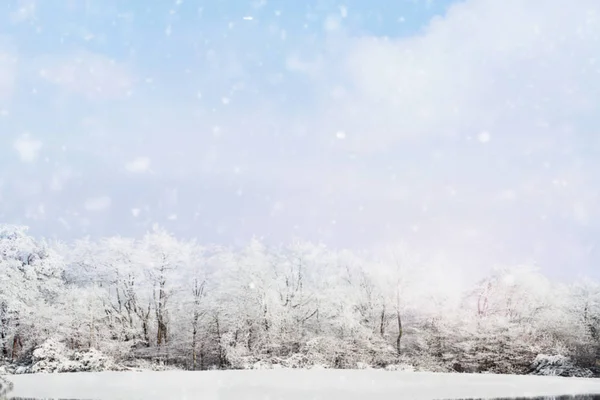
[0, 224, 599, 376]
[0, 225, 65, 361]
[25, 339, 124, 374]
[30, 339, 79, 373]
[0, 374, 13, 399]
[530, 354, 594, 377]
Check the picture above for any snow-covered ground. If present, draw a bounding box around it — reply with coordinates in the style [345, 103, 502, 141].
[6, 370, 600, 400]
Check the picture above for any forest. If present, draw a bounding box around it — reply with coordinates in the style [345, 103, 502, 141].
[0, 224, 598, 377]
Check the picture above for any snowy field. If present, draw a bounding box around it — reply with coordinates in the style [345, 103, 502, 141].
[6, 370, 600, 400]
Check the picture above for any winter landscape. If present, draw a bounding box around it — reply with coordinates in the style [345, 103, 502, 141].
[0, 224, 600, 399]
[3, 0, 600, 398]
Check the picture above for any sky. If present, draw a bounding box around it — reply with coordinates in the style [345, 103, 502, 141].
[1, 0, 600, 281]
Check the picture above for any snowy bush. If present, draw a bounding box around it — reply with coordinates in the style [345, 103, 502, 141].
[356, 362, 371, 370]
[31, 339, 65, 361]
[126, 360, 178, 372]
[219, 332, 257, 369]
[0, 375, 14, 398]
[367, 338, 399, 368]
[385, 363, 415, 372]
[30, 339, 79, 373]
[72, 348, 124, 372]
[250, 360, 274, 370]
[280, 353, 312, 369]
[303, 337, 362, 368]
[529, 354, 593, 378]
[303, 338, 333, 367]
[0, 365, 13, 375]
[14, 366, 29, 375]
[30, 356, 80, 373]
[28, 339, 124, 373]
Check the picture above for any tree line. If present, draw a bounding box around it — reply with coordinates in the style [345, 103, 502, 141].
[0, 224, 598, 374]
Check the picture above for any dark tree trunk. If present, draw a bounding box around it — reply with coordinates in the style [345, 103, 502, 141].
[396, 310, 403, 355]
[11, 334, 22, 361]
[380, 305, 386, 336]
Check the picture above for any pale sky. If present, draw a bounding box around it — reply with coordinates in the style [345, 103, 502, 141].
[1, 0, 599, 280]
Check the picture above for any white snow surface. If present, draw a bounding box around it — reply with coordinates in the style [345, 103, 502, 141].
[7, 370, 600, 400]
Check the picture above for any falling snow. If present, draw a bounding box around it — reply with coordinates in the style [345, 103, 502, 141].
[125, 157, 151, 173]
[1, 1, 599, 393]
[13, 134, 43, 163]
[478, 131, 491, 143]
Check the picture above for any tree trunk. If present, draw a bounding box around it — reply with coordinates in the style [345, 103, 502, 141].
[396, 309, 403, 355]
[199, 342, 205, 370]
[157, 320, 167, 347]
[11, 334, 22, 361]
[192, 323, 198, 370]
[0, 331, 7, 359]
[215, 315, 225, 369]
[380, 305, 386, 336]
[395, 282, 403, 355]
[155, 266, 168, 347]
[89, 312, 95, 349]
[191, 278, 204, 370]
[192, 346, 197, 370]
[0, 303, 9, 359]
[263, 303, 270, 332]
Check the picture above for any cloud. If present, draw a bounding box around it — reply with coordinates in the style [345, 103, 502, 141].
[13, 134, 43, 162]
[251, 0, 600, 276]
[84, 196, 112, 212]
[1, 0, 599, 279]
[10, 0, 37, 24]
[0, 43, 17, 101]
[125, 157, 151, 173]
[37, 51, 133, 100]
[49, 168, 76, 192]
[285, 54, 323, 77]
[306, 0, 600, 152]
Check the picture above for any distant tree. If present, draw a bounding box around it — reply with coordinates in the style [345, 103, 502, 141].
[0, 224, 598, 375]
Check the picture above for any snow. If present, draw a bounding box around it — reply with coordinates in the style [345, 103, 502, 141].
[125, 157, 151, 173]
[6, 370, 600, 400]
[13, 133, 43, 163]
[478, 131, 491, 143]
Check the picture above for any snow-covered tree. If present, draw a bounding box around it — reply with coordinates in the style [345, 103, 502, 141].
[0, 225, 65, 360]
[0, 224, 598, 376]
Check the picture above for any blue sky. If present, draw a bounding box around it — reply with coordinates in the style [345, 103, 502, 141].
[1, 0, 600, 281]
